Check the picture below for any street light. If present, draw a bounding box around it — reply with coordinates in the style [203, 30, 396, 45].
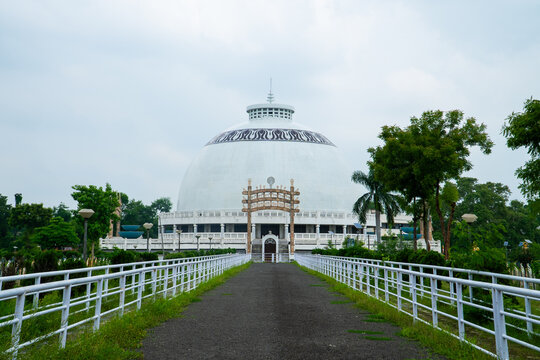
[176, 229, 183, 252]
[209, 235, 213, 250]
[195, 233, 201, 251]
[461, 213, 477, 248]
[143, 223, 153, 252]
[78, 209, 95, 262]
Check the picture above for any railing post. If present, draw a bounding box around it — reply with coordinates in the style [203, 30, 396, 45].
[11, 293, 26, 358]
[152, 269, 157, 297]
[411, 274, 418, 321]
[384, 268, 389, 302]
[104, 268, 109, 294]
[119, 275, 126, 316]
[131, 265, 137, 295]
[492, 288, 509, 360]
[374, 266, 379, 299]
[456, 283, 465, 340]
[33, 276, 41, 309]
[137, 270, 144, 310]
[94, 279, 103, 331]
[524, 281, 533, 335]
[85, 270, 92, 311]
[163, 266, 169, 298]
[172, 266, 177, 296]
[181, 264, 186, 292]
[430, 277, 438, 327]
[468, 273, 473, 302]
[397, 271, 402, 311]
[449, 270, 455, 304]
[59, 284, 72, 348]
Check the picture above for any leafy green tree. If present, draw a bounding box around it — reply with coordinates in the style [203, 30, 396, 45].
[8, 203, 53, 236]
[352, 170, 400, 244]
[369, 110, 493, 258]
[122, 200, 155, 227]
[502, 98, 540, 205]
[0, 194, 12, 248]
[71, 184, 120, 250]
[33, 217, 79, 249]
[120, 196, 172, 237]
[449, 177, 540, 255]
[151, 197, 172, 213]
[52, 203, 73, 222]
[433, 181, 459, 257]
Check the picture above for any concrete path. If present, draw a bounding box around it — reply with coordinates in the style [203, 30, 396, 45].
[142, 263, 443, 359]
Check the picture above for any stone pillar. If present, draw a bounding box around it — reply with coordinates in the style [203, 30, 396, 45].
[284, 224, 289, 240]
[316, 224, 320, 246]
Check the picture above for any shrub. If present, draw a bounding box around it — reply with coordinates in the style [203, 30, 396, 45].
[139, 252, 158, 262]
[32, 250, 59, 274]
[59, 258, 86, 271]
[110, 250, 137, 265]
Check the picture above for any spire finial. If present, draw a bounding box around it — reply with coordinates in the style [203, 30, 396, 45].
[267, 78, 274, 103]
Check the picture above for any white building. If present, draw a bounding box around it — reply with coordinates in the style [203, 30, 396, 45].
[101, 94, 440, 257]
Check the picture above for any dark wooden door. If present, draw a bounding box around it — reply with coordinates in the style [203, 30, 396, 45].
[264, 241, 276, 262]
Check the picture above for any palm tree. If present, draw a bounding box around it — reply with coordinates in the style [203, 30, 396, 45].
[352, 170, 401, 245]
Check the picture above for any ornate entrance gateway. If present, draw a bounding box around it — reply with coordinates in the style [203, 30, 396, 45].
[242, 178, 300, 256]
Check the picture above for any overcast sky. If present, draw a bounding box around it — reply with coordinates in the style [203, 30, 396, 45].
[1, 0, 539, 210]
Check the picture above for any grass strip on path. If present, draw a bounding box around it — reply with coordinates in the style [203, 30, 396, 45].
[296, 262, 494, 360]
[7, 262, 252, 360]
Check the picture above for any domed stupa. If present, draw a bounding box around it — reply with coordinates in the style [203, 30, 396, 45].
[156, 91, 416, 259]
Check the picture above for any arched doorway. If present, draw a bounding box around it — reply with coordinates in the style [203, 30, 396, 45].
[262, 234, 278, 262]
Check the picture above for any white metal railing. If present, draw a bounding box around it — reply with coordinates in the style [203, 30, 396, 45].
[296, 254, 540, 360]
[0, 254, 250, 358]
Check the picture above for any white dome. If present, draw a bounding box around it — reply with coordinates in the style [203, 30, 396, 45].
[177, 101, 361, 212]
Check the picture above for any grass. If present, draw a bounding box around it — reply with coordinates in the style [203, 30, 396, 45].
[364, 314, 387, 323]
[5, 262, 251, 360]
[296, 263, 495, 360]
[365, 336, 392, 341]
[330, 300, 352, 304]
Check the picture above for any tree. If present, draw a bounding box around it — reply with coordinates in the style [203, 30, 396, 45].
[33, 217, 79, 249]
[0, 194, 12, 249]
[451, 177, 539, 252]
[352, 170, 400, 244]
[369, 110, 493, 258]
[8, 203, 53, 236]
[502, 98, 540, 205]
[151, 197, 172, 213]
[71, 184, 120, 250]
[53, 203, 73, 222]
[434, 181, 459, 255]
[14, 193, 22, 206]
[122, 200, 155, 227]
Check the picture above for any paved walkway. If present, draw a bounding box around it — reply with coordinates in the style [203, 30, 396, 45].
[142, 263, 443, 359]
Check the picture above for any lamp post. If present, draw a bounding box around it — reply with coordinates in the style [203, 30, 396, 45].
[143, 223, 153, 252]
[195, 233, 201, 251]
[209, 235, 213, 250]
[78, 209, 95, 262]
[461, 213, 477, 249]
[176, 229, 182, 252]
